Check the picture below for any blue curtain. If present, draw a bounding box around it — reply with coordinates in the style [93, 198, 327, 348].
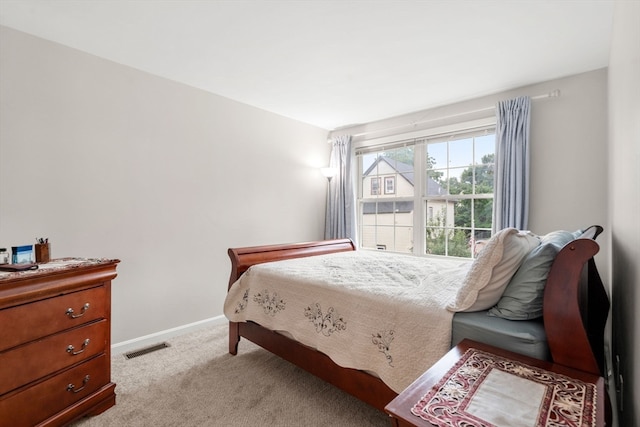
[493, 96, 531, 231]
[325, 135, 356, 241]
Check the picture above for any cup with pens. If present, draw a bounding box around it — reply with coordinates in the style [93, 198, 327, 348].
[35, 238, 50, 263]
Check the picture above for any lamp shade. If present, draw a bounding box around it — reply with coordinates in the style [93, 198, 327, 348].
[320, 167, 337, 179]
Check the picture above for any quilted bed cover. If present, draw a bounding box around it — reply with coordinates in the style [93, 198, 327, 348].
[224, 250, 472, 393]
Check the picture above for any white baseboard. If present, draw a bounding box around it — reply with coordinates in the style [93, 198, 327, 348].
[111, 315, 227, 356]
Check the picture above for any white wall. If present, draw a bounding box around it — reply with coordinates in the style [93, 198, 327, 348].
[334, 69, 610, 279]
[608, 1, 640, 425]
[0, 26, 330, 343]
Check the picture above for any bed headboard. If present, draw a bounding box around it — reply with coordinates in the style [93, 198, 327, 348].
[542, 225, 609, 376]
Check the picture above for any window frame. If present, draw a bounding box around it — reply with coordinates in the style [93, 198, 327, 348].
[355, 119, 496, 258]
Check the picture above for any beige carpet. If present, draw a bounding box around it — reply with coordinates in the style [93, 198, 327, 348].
[70, 323, 390, 426]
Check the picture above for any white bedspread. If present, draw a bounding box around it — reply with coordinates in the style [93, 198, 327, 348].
[223, 250, 472, 393]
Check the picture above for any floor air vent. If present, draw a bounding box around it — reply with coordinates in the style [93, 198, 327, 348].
[124, 342, 170, 360]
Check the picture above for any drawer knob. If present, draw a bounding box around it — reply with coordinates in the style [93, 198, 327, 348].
[66, 374, 90, 393]
[67, 338, 91, 355]
[66, 303, 90, 319]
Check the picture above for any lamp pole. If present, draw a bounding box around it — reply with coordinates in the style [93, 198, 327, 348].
[321, 168, 337, 239]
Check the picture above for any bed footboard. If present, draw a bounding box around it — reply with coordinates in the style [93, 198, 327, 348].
[224, 238, 399, 410]
[227, 238, 355, 286]
[227, 239, 355, 354]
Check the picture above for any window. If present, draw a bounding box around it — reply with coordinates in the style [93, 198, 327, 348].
[371, 177, 381, 195]
[384, 177, 395, 194]
[425, 133, 494, 257]
[357, 127, 495, 258]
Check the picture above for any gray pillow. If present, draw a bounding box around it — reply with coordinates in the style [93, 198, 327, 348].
[488, 230, 575, 320]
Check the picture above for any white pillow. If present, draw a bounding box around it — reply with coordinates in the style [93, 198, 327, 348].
[447, 228, 540, 312]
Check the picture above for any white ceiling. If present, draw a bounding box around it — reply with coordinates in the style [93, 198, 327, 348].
[0, 0, 614, 130]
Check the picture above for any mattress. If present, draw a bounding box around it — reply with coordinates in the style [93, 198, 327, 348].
[451, 311, 550, 361]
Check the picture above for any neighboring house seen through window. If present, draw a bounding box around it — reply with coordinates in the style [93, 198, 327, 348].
[357, 128, 495, 258]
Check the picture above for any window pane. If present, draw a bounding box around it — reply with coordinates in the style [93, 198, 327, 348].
[383, 147, 414, 197]
[475, 135, 495, 165]
[449, 138, 473, 168]
[448, 228, 472, 258]
[425, 227, 446, 256]
[362, 153, 379, 174]
[360, 225, 378, 250]
[427, 169, 447, 196]
[475, 163, 494, 194]
[449, 166, 471, 195]
[360, 201, 414, 253]
[425, 227, 473, 258]
[454, 198, 472, 228]
[362, 153, 379, 198]
[361, 224, 413, 253]
[473, 198, 493, 229]
[425, 201, 448, 227]
[385, 146, 415, 167]
[426, 142, 447, 170]
[471, 229, 493, 257]
[393, 225, 413, 253]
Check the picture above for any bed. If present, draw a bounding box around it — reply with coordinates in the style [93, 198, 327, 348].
[223, 225, 609, 412]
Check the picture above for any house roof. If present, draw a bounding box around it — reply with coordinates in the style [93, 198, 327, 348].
[363, 156, 448, 197]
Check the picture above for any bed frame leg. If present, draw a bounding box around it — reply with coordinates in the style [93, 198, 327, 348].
[229, 322, 240, 355]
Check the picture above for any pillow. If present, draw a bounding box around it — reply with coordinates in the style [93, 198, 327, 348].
[447, 228, 540, 312]
[488, 230, 576, 320]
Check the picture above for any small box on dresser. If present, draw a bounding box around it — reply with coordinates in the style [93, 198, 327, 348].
[0, 258, 119, 426]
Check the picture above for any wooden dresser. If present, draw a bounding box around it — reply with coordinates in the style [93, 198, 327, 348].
[0, 258, 119, 426]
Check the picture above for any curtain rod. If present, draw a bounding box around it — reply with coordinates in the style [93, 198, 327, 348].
[348, 89, 561, 139]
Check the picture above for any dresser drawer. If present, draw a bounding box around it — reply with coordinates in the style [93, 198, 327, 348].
[0, 319, 108, 395]
[0, 285, 107, 352]
[0, 354, 110, 426]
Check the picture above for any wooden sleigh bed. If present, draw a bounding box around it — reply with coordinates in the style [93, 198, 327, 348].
[225, 225, 609, 413]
